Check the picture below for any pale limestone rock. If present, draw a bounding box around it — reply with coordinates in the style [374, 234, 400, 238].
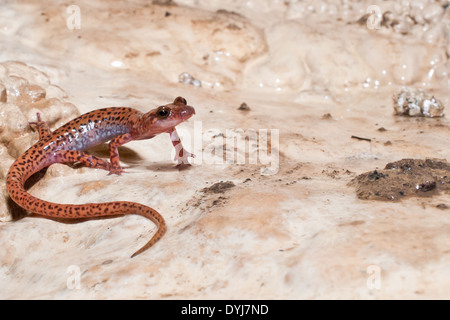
[0, 0, 449, 301]
[0, 61, 79, 221]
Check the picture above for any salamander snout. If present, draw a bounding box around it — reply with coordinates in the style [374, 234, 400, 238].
[180, 105, 195, 121]
[173, 96, 195, 121]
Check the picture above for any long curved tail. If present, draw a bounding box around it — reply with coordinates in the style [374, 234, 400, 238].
[6, 155, 166, 258]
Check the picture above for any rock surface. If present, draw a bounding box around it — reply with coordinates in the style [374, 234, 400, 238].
[0, 0, 449, 299]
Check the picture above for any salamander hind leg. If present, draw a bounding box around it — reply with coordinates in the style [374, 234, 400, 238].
[29, 112, 52, 141]
[54, 150, 111, 171]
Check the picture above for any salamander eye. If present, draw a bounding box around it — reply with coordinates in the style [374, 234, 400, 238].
[156, 106, 171, 119]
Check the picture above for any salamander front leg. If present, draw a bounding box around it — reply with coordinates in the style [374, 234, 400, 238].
[108, 133, 133, 175]
[169, 128, 195, 167]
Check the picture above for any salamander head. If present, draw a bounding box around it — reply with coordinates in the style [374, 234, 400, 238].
[136, 97, 195, 138]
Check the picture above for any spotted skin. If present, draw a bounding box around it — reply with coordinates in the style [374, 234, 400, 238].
[6, 97, 195, 258]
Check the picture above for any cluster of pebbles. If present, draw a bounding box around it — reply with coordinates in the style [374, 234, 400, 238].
[393, 88, 445, 117]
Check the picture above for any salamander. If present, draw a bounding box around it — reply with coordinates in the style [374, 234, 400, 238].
[6, 96, 195, 258]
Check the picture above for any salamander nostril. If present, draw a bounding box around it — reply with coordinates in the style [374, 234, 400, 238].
[180, 105, 195, 120]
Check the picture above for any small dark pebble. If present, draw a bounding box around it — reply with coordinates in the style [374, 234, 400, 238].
[368, 170, 388, 181]
[238, 102, 250, 111]
[437, 204, 448, 210]
[417, 181, 436, 192]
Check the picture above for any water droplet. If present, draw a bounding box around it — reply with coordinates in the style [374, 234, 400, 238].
[111, 60, 123, 68]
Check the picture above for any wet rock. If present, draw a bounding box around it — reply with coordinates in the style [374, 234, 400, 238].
[351, 158, 450, 201]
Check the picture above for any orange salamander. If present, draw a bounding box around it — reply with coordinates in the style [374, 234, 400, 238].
[6, 96, 195, 258]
